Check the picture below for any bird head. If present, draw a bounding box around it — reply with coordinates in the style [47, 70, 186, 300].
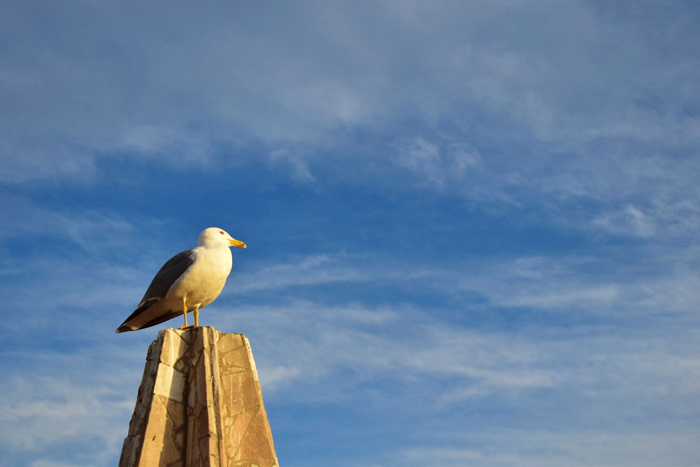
[198, 227, 247, 249]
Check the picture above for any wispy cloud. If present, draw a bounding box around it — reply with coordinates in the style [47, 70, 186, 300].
[215, 296, 700, 403]
[227, 247, 700, 320]
[393, 136, 482, 189]
[0, 347, 144, 467]
[226, 253, 378, 294]
[1, 246, 698, 465]
[2, 0, 697, 201]
[399, 431, 700, 467]
[0, 377, 131, 451]
[0, 193, 135, 250]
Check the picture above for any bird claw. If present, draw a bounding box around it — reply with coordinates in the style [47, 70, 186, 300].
[179, 325, 195, 330]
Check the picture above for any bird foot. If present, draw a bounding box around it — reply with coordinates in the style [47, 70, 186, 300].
[179, 325, 195, 330]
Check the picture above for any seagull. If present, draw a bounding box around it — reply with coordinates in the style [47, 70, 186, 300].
[115, 227, 246, 333]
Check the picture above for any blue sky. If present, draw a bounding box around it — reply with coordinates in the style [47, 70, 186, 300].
[1, 1, 699, 466]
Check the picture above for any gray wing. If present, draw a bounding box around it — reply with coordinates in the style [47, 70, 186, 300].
[117, 250, 196, 329]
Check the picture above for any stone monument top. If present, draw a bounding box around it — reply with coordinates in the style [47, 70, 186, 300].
[119, 326, 279, 467]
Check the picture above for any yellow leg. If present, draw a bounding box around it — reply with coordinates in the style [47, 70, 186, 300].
[180, 299, 194, 330]
[194, 305, 200, 327]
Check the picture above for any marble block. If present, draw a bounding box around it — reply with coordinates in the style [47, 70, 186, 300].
[118, 327, 279, 467]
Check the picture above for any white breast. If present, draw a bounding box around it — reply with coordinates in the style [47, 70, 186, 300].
[165, 244, 233, 309]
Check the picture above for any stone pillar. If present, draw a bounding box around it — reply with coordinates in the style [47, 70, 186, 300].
[118, 327, 279, 467]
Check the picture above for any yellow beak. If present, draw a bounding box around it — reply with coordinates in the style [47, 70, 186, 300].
[229, 238, 247, 248]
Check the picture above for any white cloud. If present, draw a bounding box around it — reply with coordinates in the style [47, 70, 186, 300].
[592, 204, 656, 237]
[225, 248, 700, 321]
[393, 136, 482, 188]
[1, 245, 698, 465]
[0, 192, 135, 250]
[1, 0, 698, 254]
[400, 431, 700, 467]
[225, 253, 379, 294]
[215, 296, 700, 405]
[0, 146, 96, 184]
[120, 125, 213, 166]
[268, 148, 316, 182]
[1, 0, 697, 208]
[0, 373, 135, 466]
[499, 284, 620, 309]
[31, 460, 85, 467]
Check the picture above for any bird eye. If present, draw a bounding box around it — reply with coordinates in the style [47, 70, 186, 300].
[219, 231, 224, 234]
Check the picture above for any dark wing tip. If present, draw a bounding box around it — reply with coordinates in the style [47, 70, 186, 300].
[115, 325, 133, 333]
